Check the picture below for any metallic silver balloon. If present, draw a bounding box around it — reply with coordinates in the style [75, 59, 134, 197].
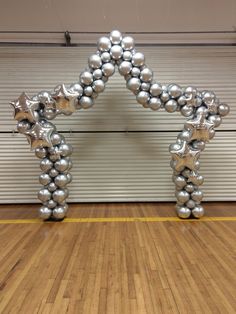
[202, 91, 215, 105]
[123, 51, 132, 61]
[168, 84, 182, 98]
[141, 82, 150, 92]
[192, 140, 205, 151]
[186, 199, 195, 209]
[39, 206, 52, 220]
[53, 206, 66, 219]
[177, 130, 192, 142]
[40, 158, 53, 173]
[45, 199, 57, 209]
[49, 168, 59, 178]
[118, 61, 132, 76]
[66, 173, 72, 184]
[69, 83, 83, 97]
[38, 188, 51, 202]
[191, 190, 203, 202]
[187, 171, 204, 186]
[39, 173, 52, 186]
[192, 205, 204, 218]
[51, 133, 64, 146]
[185, 183, 195, 193]
[54, 174, 68, 188]
[88, 54, 102, 69]
[25, 121, 54, 149]
[140, 68, 153, 83]
[43, 108, 57, 120]
[48, 182, 57, 192]
[132, 52, 145, 67]
[93, 69, 103, 80]
[127, 77, 141, 92]
[176, 206, 191, 219]
[79, 96, 94, 109]
[218, 103, 230, 117]
[208, 114, 222, 127]
[131, 67, 140, 77]
[110, 45, 123, 60]
[52, 189, 67, 203]
[84, 86, 93, 97]
[48, 147, 61, 162]
[176, 190, 190, 204]
[165, 99, 178, 113]
[101, 52, 111, 63]
[92, 80, 105, 93]
[150, 83, 162, 97]
[180, 105, 193, 117]
[54, 158, 69, 172]
[17, 120, 31, 133]
[59, 144, 73, 157]
[102, 63, 115, 77]
[174, 175, 187, 189]
[160, 91, 170, 103]
[35, 147, 47, 159]
[11, 92, 39, 123]
[97, 37, 112, 52]
[80, 71, 93, 86]
[109, 30, 122, 44]
[121, 36, 134, 50]
[136, 91, 150, 105]
[149, 97, 161, 111]
[178, 95, 187, 106]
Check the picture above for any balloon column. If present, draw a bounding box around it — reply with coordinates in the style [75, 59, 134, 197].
[11, 30, 230, 220]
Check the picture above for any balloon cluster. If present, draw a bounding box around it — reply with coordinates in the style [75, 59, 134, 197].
[11, 30, 230, 220]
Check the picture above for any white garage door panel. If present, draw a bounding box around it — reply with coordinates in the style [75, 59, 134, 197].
[0, 132, 235, 203]
[0, 46, 235, 132]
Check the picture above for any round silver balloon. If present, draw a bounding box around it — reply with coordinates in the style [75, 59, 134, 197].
[84, 86, 93, 97]
[93, 69, 103, 80]
[131, 67, 140, 77]
[218, 103, 230, 117]
[174, 175, 187, 189]
[53, 206, 66, 219]
[80, 71, 93, 86]
[180, 105, 193, 117]
[79, 96, 94, 109]
[109, 30, 122, 45]
[149, 97, 161, 111]
[39, 173, 52, 186]
[140, 68, 153, 83]
[51, 133, 64, 146]
[208, 114, 222, 127]
[49, 168, 59, 178]
[127, 77, 141, 93]
[186, 199, 195, 209]
[38, 189, 51, 202]
[92, 79, 105, 93]
[168, 84, 182, 99]
[43, 108, 57, 120]
[123, 51, 132, 61]
[136, 91, 150, 105]
[178, 95, 187, 106]
[150, 83, 162, 97]
[39, 206, 52, 220]
[191, 190, 203, 202]
[141, 82, 150, 92]
[59, 143, 73, 157]
[202, 91, 215, 105]
[121, 36, 134, 50]
[176, 190, 190, 204]
[118, 61, 132, 76]
[132, 52, 145, 67]
[35, 147, 47, 159]
[169, 143, 181, 152]
[102, 63, 115, 77]
[192, 140, 205, 151]
[101, 52, 111, 63]
[97, 37, 112, 52]
[46, 199, 57, 209]
[176, 206, 191, 219]
[52, 189, 67, 203]
[182, 168, 191, 178]
[48, 182, 57, 192]
[54, 174, 68, 188]
[69, 83, 83, 97]
[177, 130, 192, 142]
[66, 173, 72, 184]
[40, 158, 53, 173]
[17, 120, 31, 133]
[88, 54, 102, 69]
[192, 205, 204, 218]
[54, 158, 69, 172]
[110, 45, 123, 60]
[185, 183, 195, 193]
[165, 99, 178, 113]
[160, 92, 170, 103]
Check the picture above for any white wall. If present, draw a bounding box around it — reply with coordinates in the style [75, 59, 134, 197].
[0, 0, 235, 32]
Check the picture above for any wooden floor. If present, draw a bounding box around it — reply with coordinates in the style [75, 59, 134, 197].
[0, 202, 235, 313]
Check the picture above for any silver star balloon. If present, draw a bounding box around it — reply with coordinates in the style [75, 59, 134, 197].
[10, 92, 39, 123]
[170, 141, 200, 171]
[52, 84, 79, 115]
[25, 121, 54, 149]
[185, 110, 214, 142]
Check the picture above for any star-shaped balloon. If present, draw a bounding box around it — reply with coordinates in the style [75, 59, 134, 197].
[10, 92, 39, 123]
[52, 84, 78, 115]
[25, 121, 54, 149]
[185, 111, 214, 142]
[170, 141, 200, 171]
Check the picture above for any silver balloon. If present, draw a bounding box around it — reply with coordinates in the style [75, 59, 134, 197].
[191, 190, 203, 202]
[131, 67, 140, 77]
[192, 205, 204, 218]
[165, 99, 178, 113]
[192, 140, 205, 151]
[92, 80, 105, 93]
[40, 158, 53, 173]
[123, 51, 132, 61]
[109, 30, 122, 45]
[52, 189, 67, 203]
[132, 52, 145, 67]
[218, 103, 230, 117]
[54, 174, 68, 188]
[35, 147, 47, 159]
[25, 121, 54, 149]
[187, 171, 204, 186]
[48, 147, 61, 162]
[208, 114, 222, 127]
[140, 68, 153, 83]
[79, 96, 94, 109]
[177, 130, 192, 142]
[39, 173, 52, 186]
[121, 36, 134, 50]
[150, 83, 162, 97]
[53, 206, 66, 219]
[17, 120, 31, 133]
[141, 82, 150, 92]
[51, 133, 64, 146]
[180, 105, 193, 117]
[110, 45, 123, 60]
[67, 160, 73, 171]
[88, 54, 102, 69]
[84, 86, 93, 97]
[202, 91, 215, 105]
[69, 83, 83, 97]
[38, 206, 52, 220]
[168, 84, 182, 99]
[11, 92, 39, 123]
[43, 108, 57, 120]
[49, 168, 59, 178]
[48, 182, 57, 192]
[118, 61, 132, 76]
[178, 95, 187, 106]
[101, 52, 111, 63]
[54, 158, 69, 172]
[176, 206, 191, 219]
[127, 77, 141, 92]
[102, 63, 115, 77]
[160, 91, 170, 103]
[136, 91, 150, 105]
[66, 173, 72, 184]
[80, 71, 93, 86]
[149, 97, 161, 111]
[93, 69, 103, 80]
[46, 199, 57, 209]
[174, 175, 187, 189]
[97, 37, 112, 52]
[176, 190, 190, 203]
[185, 183, 195, 193]
[59, 144, 73, 157]
[38, 188, 51, 202]
[186, 199, 195, 209]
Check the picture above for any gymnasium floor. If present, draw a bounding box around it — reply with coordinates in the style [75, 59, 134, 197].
[0, 202, 235, 313]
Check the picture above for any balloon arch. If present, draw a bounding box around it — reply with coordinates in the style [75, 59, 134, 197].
[11, 30, 230, 221]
